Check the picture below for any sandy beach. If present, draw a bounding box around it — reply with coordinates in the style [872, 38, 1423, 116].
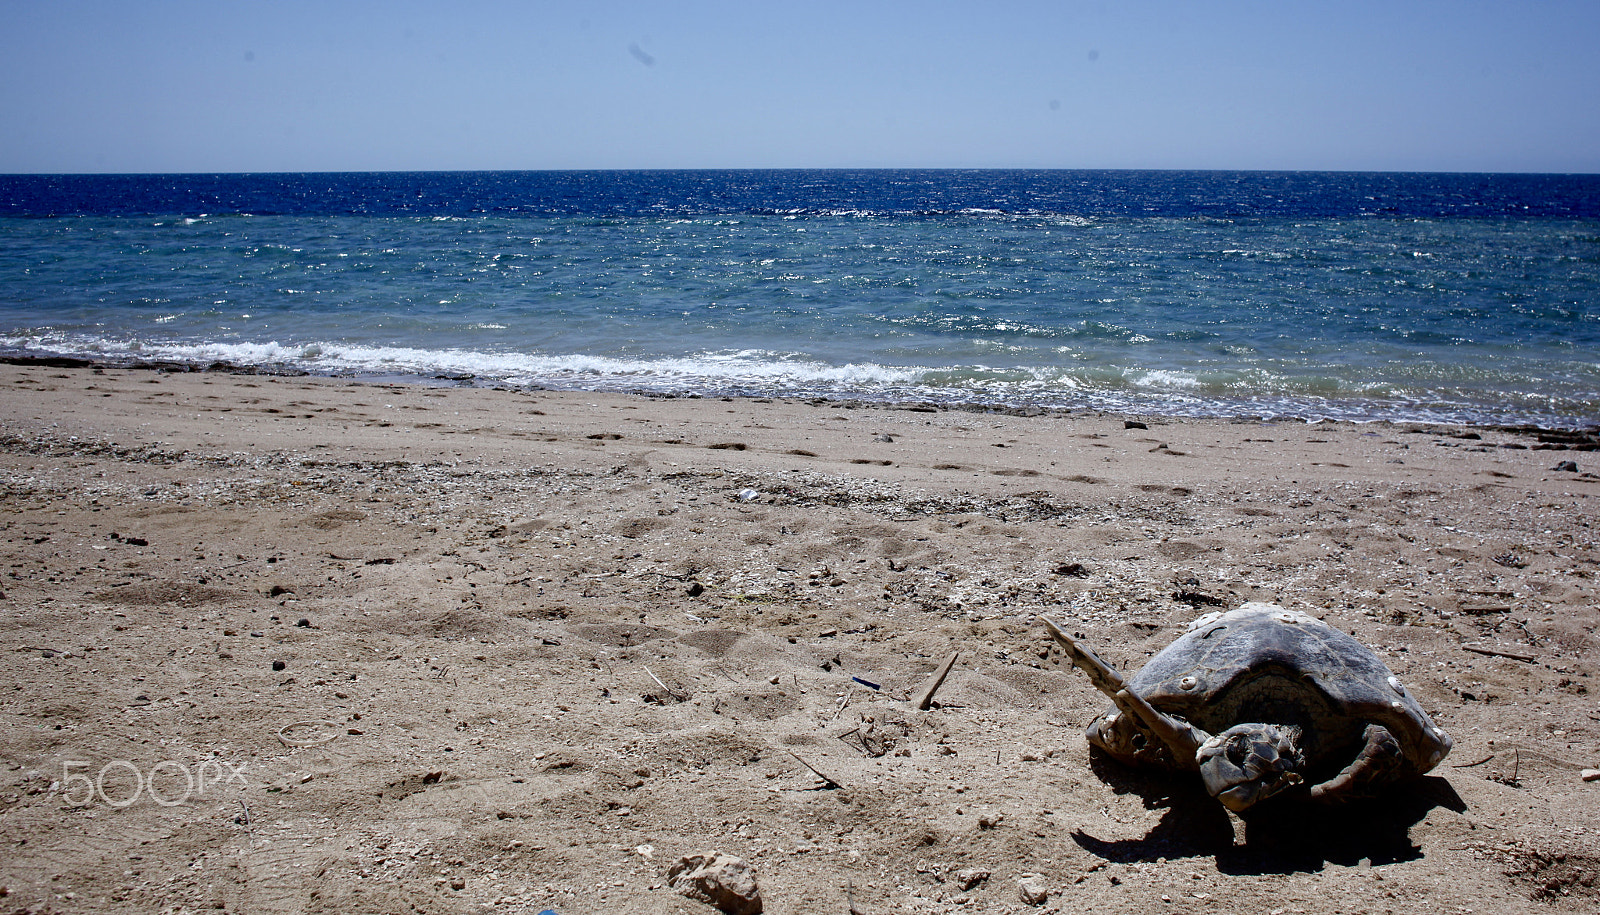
[1, 359, 1598, 914]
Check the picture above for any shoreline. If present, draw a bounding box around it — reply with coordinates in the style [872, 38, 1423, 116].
[5, 351, 1597, 439]
[2, 360, 1598, 912]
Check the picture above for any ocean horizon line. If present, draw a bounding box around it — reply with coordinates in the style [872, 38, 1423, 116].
[7, 166, 1600, 178]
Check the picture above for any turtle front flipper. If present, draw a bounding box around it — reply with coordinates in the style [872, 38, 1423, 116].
[1045, 618, 1211, 769]
[1308, 724, 1408, 804]
[1109, 687, 1209, 769]
[1042, 617, 1129, 698]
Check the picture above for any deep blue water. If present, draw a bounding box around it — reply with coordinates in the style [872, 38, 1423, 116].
[2, 170, 1598, 427]
[6, 170, 1600, 219]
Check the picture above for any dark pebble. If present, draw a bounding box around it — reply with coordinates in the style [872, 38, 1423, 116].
[1125, 420, 1148, 430]
[272, 660, 287, 671]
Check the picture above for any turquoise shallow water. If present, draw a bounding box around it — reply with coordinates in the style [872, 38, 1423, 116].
[2, 171, 1598, 427]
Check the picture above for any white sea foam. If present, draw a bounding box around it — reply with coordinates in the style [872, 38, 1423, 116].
[5, 332, 927, 394]
[5, 326, 1588, 426]
[1133, 370, 1202, 390]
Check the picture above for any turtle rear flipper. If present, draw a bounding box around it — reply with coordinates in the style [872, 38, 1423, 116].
[1308, 724, 1408, 803]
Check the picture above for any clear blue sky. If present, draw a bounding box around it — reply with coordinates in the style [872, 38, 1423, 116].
[4, 0, 1597, 174]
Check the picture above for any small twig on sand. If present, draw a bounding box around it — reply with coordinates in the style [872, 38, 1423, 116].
[832, 692, 852, 721]
[912, 652, 960, 711]
[1510, 618, 1542, 645]
[835, 727, 864, 755]
[1463, 645, 1537, 663]
[789, 751, 845, 789]
[642, 568, 701, 583]
[643, 665, 686, 701]
[1451, 754, 1496, 768]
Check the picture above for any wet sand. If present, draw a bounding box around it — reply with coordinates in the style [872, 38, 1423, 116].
[2, 361, 1598, 913]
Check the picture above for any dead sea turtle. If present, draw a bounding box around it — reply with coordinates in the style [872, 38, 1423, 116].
[1045, 602, 1452, 812]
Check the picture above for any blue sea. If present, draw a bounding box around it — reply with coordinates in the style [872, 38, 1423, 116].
[3, 170, 1598, 428]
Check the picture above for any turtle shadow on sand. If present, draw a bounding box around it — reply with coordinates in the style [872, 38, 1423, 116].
[1072, 749, 1468, 875]
[1070, 751, 1237, 860]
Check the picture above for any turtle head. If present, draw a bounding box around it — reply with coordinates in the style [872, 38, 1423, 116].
[1196, 723, 1305, 812]
[1087, 710, 1166, 764]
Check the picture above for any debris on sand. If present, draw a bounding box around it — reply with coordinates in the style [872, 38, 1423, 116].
[1018, 874, 1050, 905]
[666, 853, 763, 915]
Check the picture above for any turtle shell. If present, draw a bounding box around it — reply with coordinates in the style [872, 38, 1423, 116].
[1105, 603, 1451, 774]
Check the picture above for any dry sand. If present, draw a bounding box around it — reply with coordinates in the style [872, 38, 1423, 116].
[1, 360, 1598, 914]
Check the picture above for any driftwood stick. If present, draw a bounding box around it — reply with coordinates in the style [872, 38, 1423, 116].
[1463, 645, 1537, 663]
[848, 880, 865, 915]
[912, 652, 960, 711]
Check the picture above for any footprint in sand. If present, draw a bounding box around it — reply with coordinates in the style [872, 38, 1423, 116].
[569, 623, 677, 647]
[307, 510, 367, 530]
